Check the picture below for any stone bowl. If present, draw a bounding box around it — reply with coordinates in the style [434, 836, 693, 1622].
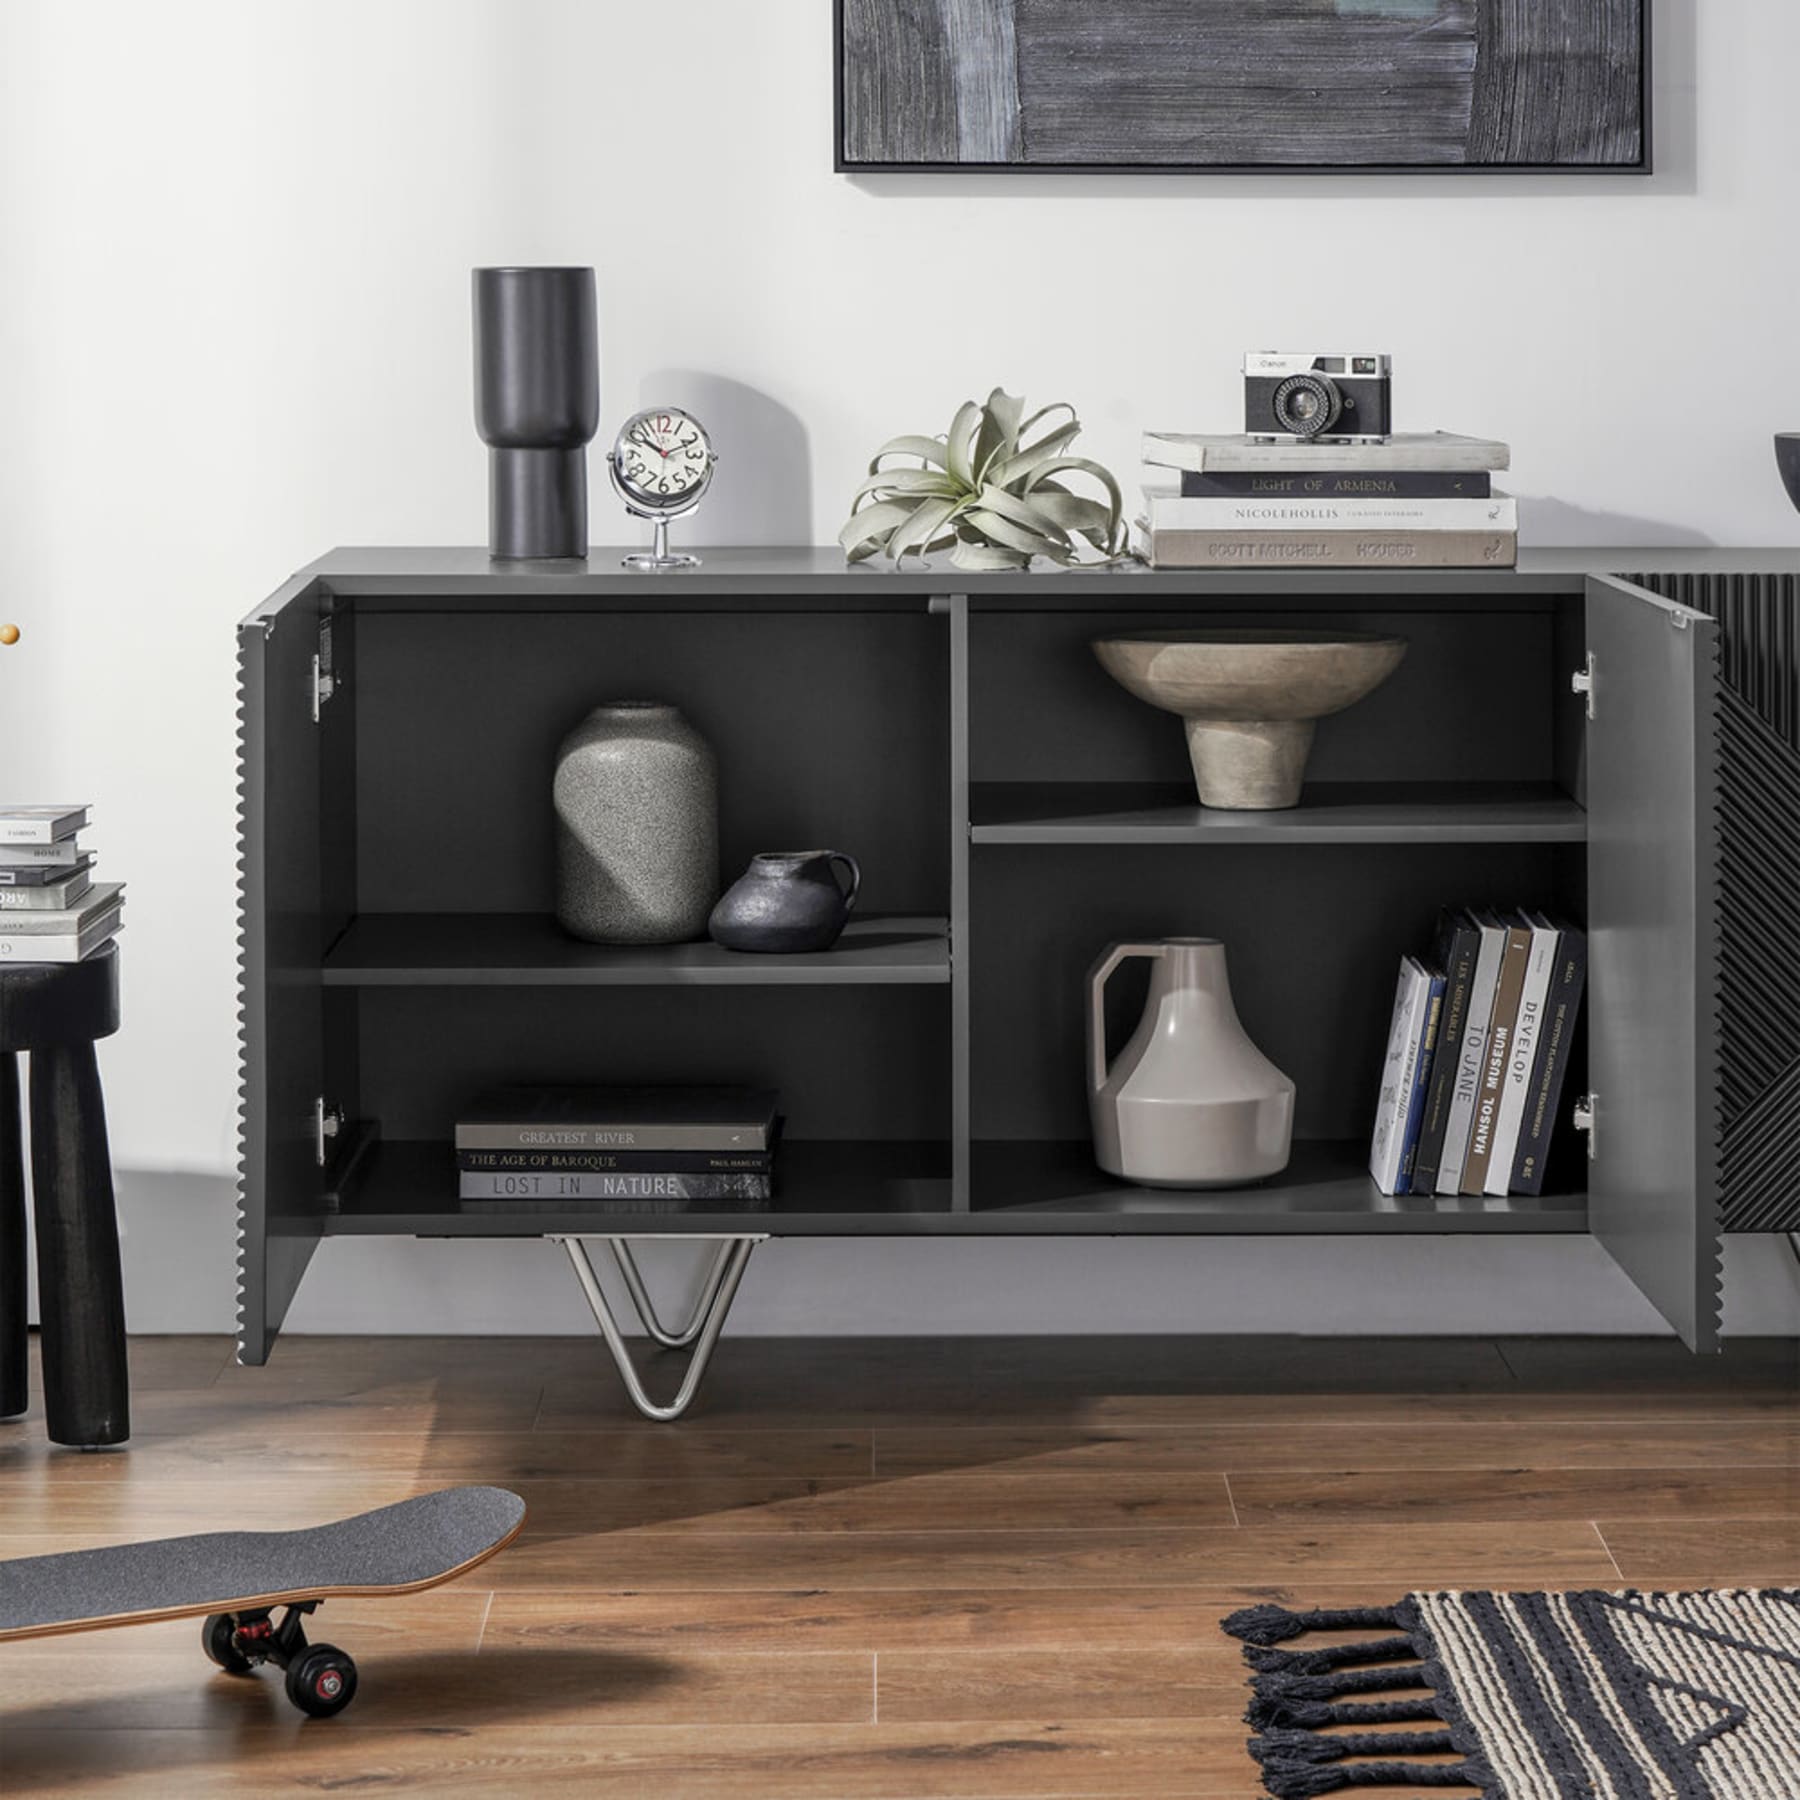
[1092, 629, 1408, 810]
[1777, 434, 1800, 513]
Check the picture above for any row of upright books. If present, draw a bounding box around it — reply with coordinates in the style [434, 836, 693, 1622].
[1136, 432, 1517, 570]
[1370, 908, 1587, 1199]
[454, 1086, 779, 1211]
[0, 804, 125, 961]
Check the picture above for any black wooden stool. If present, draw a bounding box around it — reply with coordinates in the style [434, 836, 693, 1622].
[0, 943, 129, 1446]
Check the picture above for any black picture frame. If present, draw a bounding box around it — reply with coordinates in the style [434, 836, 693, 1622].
[833, 1, 1652, 177]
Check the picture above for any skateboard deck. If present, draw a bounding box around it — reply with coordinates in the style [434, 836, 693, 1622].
[0, 1486, 526, 1716]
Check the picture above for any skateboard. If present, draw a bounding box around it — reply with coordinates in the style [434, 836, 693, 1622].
[0, 1485, 526, 1717]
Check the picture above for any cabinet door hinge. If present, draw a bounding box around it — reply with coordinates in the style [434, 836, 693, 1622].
[315, 1096, 345, 1167]
[311, 617, 340, 723]
[1572, 1093, 1597, 1161]
[1571, 653, 1596, 721]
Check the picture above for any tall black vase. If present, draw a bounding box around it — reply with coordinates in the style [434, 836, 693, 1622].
[472, 267, 599, 560]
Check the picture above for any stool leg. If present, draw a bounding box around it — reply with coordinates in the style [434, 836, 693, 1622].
[29, 1043, 129, 1446]
[0, 1052, 26, 1418]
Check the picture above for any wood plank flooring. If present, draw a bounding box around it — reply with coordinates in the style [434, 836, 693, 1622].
[1, 1331, 1795, 1797]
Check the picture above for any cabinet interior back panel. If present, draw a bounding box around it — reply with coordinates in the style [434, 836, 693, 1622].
[971, 608, 1559, 786]
[971, 841, 1587, 1155]
[355, 985, 951, 1143]
[351, 611, 950, 915]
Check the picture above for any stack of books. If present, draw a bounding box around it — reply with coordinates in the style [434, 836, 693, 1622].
[1137, 432, 1516, 570]
[455, 1085, 779, 1211]
[1370, 908, 1587, 1199]
[0, 805, 124, 963]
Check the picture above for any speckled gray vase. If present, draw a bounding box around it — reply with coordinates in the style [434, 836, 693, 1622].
[554, 702, 718, 944]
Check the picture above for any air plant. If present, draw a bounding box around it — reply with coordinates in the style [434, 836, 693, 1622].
[840, 388, 1126, 571]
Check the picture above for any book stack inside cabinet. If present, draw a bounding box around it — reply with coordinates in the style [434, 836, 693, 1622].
[454, 1086, 780, 1212]
[0, 804, 124, 962]
[1370, 908, 1587, 1199]
[1137, 431, 1518, 570]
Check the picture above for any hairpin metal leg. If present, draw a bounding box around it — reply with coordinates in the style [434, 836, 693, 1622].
[554, 1235, 763, 1422]
[608, 1238, 734, 1348]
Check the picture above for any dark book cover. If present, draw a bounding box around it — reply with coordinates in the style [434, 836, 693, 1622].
[1411, 910, 1483, 1193]
[1510, 924, 1589, 1195]
[1461, 915, 1533, 1195]
[456, 1085, 779, 1152]
[1395, 970, 1447, 1195]
[457, 1148, 774, 1175]
[1178, 470, 1492, 500]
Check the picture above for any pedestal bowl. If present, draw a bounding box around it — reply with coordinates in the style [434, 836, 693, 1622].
[1092, 629, 1408, 810]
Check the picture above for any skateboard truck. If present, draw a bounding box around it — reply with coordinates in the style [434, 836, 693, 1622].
[551, 1234, 766, 1421]
[202, 1600, 358, 1717]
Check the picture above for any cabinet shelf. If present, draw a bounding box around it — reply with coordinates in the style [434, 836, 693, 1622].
[970, 782, 1588, 846]
[323, 1139, 953, 1235]
[320, 913, 951, 987]
[970, 1139, 1589, 1234]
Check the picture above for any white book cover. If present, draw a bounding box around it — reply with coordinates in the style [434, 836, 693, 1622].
[0, 905, 122, 963]
[1370, 957, 1431, 1195]
[1142, 431, 1511, 475]
[1483, 913, 1562, 1196]
[0, 804, 88, 845]
[0, 867, 93, 909]
[1141, 492, 1517, 534]
[0, 841, 86, 867]
[1435, 912, 1509, 1197]
[0, 882, 122, 934]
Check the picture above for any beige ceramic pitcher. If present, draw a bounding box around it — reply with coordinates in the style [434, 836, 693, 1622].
[1088, 938, 1295, 1188]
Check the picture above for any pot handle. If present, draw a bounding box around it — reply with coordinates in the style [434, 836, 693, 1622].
[1088, 942, 1165, 1091]
[825, 852, 861, 913]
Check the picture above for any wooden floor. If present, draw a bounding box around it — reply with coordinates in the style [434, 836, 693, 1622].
[2, 1331, 1797, 1798]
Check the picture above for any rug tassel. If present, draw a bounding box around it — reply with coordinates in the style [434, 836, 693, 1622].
[1248, 1694, 1444, 1731]
[1246, 1634, 1417, 1676]
[1252, 1661, 1431, 1703]
[1256, 1727, 1458, 1765]
[1251, 1758, 1480, 1797]
[1223, 1603, 1400, 1646]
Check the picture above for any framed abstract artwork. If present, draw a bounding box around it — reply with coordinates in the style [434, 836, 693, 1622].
[835, 1, 1649, 174]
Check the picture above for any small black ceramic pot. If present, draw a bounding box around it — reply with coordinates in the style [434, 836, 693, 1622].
[1777, 434, 1800, 514]
[709, 851, 860, 953]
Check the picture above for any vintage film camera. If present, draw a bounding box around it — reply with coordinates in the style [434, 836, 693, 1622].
[1244, 353, 1393, 442]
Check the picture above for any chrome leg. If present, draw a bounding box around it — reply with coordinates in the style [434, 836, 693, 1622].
[608, 1238, 734, 1348]
[554, 1235, 763, 1422]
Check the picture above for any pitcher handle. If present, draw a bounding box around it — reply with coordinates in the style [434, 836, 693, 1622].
[825, 852, 861, 913]
[1087, 943, 1165, 1092]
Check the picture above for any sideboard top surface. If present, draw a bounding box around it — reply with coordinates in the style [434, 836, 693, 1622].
[241, 546, 1800, 625]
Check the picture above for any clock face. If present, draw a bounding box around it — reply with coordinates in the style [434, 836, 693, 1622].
[615, 409, 714, 509]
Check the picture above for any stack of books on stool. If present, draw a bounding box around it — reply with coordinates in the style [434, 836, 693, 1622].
[0, 804, 124, 962]
[455, 1085, 779, 1212]
[1137, 431, 1517, 569]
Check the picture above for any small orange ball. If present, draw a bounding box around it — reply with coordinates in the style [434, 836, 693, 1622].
[0, 625, 18, 646]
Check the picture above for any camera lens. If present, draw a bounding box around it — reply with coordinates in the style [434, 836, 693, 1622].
[1272, 373, 1342, 438]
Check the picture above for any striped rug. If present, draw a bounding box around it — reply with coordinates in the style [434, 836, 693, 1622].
[1223, 1589, 1800, 1798]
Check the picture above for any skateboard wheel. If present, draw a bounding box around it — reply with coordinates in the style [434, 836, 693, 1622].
[201, 1613, 254, 1675]
[286, 1643, 357, 1718]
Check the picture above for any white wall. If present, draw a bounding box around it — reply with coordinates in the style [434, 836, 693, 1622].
[2, 0, 1796, 1338]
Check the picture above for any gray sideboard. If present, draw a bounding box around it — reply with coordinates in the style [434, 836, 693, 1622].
[237, 547, 1800, 1371]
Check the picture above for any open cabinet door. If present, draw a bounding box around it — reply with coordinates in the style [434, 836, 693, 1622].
[1585, 576, 1722, 1352]
[236, 577, 332, 1363]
